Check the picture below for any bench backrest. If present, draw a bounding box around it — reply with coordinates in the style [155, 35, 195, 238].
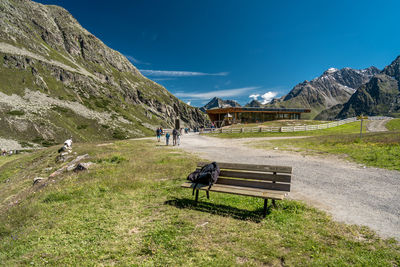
[197, 162, 292, 192]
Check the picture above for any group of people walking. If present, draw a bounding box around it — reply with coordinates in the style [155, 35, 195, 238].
[1, 149, 17, 156]
[156, 127, 182, 146]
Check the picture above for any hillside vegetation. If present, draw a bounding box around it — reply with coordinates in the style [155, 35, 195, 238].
[0, 140, 399, 265]
[0, 0, 207, 149]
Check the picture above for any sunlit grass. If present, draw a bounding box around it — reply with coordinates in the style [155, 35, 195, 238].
[0, 140, 399, 265]
[253, 132, 400, 170]
[386, 118, 400, 131]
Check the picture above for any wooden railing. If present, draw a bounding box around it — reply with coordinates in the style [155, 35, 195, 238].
[193, 116, 392, 134]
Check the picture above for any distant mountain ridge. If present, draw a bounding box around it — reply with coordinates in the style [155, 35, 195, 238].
[245, 99, 263, 107]
[268, 66, 380, 119]
[334, 56, 400, 119]
[200, 97, 241, 112]
[200, 60, 399, 120]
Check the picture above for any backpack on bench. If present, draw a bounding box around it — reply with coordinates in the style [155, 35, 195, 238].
[187, 162, 220, 199]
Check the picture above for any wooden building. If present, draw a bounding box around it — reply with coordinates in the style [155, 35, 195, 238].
[206, 107, 311, 127]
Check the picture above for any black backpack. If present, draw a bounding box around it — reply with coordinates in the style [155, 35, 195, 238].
[187, 162, 220, 199]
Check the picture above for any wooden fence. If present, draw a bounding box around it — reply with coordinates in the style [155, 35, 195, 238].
[193, 116, 392, 134]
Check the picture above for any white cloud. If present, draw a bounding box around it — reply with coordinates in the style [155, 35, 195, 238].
[174, 87, 260, 100]
[260, 92, 278, 104]
[249, 94, 260, 100]
[152, 78, 176, 81]
[125, 55, 150, 65]
[139, 70, 229, 77]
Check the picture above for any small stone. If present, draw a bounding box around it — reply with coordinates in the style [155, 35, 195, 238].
[74, 163, 86, 171]
[274, 147, 279, 150]
[73, 162, 94, 172]
[33, 177, 44, 185]
[66, 164, 76, 172]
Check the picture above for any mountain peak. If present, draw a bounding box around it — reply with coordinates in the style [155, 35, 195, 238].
[201, 97, 241, 111]
[324, 68, 339, 74]
[245, 99, 262, 107]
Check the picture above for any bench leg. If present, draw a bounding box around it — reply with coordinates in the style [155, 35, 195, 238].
[263, 199, 268, 217]
[195, 189, 199, 204]
[206, 190, 210, 199]
[272, 199, 276, 208]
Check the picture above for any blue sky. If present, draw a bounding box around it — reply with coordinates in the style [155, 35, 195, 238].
[37, 0, 400, 107]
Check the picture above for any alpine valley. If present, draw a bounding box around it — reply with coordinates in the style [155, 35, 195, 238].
[0, 0, 208, 149]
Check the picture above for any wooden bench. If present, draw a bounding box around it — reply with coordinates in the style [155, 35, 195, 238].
[181, 162, 292, 217]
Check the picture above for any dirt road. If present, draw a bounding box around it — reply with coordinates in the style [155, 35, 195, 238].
[178, 133, 400, 240]
[367, 119, 391, 132]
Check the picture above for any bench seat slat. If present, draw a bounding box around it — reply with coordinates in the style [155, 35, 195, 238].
[181, 182, 287, 200]
[219, 170, 291, 183]
[216, 177, 290, 191]
[198, 162, 292, 174]
[196, 168, 291, 183]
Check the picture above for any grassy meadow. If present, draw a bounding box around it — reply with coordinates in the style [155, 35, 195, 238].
[250, 121, 400, 171]
[0, 139, 399, 266]
[386, 118, 400, 131]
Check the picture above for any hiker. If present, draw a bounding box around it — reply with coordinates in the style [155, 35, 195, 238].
[172, 128, 178, 146]
[58, 145, 67, 153]
[64, 138, 72, 148]
[156, 128, 161, 142]
[165, 132, 170, 146]
[177, 130, 181, 146]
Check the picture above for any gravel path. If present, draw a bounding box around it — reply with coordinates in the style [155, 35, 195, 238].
[367, 119, 391, 132]
[0, 137, 23, 151]
[178, 133, 400, 240]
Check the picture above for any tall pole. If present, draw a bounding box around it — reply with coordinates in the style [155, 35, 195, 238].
[360, 116, 363, 139]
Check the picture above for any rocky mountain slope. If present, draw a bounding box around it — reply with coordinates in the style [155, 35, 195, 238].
[269, 67, 380, 119]
[0, 0, 208, 149]
[336, 56, 400, 119]
[244, 99, 263, 107]
[200, 97, 241, 112]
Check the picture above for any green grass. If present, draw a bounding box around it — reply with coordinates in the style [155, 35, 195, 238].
[0, 140, 398, 265]
[386, 119, 400, 131]
[253, 131, 400, 171]
[207, 121, 366, 138]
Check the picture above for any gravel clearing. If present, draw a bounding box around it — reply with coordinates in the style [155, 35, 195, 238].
[0, 137, 23, 150]
[367, 119, 391, 132]
[178, 133, 400, 240]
